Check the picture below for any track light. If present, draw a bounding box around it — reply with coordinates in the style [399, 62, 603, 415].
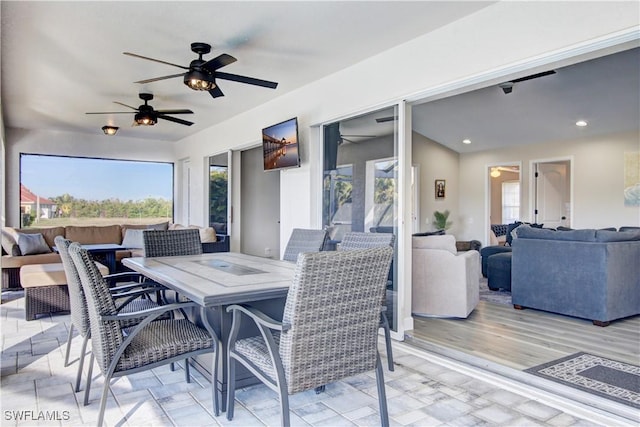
[499, 82, 514, 94]
[101, 125, 118, 136]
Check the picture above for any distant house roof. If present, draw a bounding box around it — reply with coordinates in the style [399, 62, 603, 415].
[20, 184, 55, 205]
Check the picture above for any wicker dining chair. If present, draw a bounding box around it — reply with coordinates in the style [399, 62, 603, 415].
[282, 228, 328, 262]
[142, 228, 203, 257]
[55, 236, 166, 392]
[338, 231, 396, 371]
[68, 242, 218, 427]
[227, 247, 393, 427]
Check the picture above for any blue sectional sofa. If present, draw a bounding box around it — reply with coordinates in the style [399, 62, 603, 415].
[511, 227, 640, 326]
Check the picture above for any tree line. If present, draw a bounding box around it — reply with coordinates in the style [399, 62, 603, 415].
[50, 193, 172, 219]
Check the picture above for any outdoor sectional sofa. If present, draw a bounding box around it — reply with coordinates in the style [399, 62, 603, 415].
[1, 223, 229, 289]
[511, 226, 640, 326]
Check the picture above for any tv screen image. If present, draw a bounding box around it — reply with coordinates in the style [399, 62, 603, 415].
[262, 117, 300, 171]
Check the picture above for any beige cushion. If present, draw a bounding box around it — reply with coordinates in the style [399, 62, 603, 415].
[65, 225, 122, 245]
[20, 262, 109, 287]
[1, 252, 62, 268]
[16, 233, 52, 255]
[412, 234, 457, 254]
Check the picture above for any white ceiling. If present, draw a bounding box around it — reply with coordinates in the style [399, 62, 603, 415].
[1, 1, 492, 142]
[339, 47, 640, 153]
[412, 47, 640, 153]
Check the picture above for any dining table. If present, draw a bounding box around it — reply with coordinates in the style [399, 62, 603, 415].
[122, 252, 296, 410]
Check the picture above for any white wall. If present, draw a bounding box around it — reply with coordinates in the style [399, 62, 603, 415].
[170, 1, 639, 256]
[412, 132, 460, 235]
[4, 128, 175, 226]
[458, 130, 640, 244]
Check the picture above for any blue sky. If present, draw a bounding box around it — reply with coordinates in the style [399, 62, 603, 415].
[21, 155, 173, 201]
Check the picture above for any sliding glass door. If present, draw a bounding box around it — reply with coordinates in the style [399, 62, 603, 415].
[322, 106, 399, 331]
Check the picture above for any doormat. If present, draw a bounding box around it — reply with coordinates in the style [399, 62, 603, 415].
[525, 352, 640, 409]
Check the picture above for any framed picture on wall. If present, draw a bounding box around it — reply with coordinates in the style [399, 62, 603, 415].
[435, 179, 445, 199]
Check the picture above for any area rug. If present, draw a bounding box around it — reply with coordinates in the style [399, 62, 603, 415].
[525, 352, 640, 409]
[479, 278, 511, 305]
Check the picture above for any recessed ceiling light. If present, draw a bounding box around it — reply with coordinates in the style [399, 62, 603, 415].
[576, 120, 588, 127]
[462, 139, 471, 144]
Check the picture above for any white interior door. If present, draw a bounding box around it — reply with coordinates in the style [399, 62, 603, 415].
[534, 161, 570, 228]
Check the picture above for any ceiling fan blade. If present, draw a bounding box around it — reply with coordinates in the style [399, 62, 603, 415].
[134, 73, 185, 84]
[155, 109, 194, 115]
[113, 101, 139, 110]
[215, 72, 278, 89]
[208, 86, 225, 98]
[376, 116, 397, 123]
[511, 70, 556, 83]
[157, 115, 194, 126]
[123, 52, 189, 70]
[202, 54, 237, 72]
[85, 111, 134, 115]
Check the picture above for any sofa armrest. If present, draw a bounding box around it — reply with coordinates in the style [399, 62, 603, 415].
[202, 235, 230, 253]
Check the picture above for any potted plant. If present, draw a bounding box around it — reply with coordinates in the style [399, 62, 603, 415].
[432, 210, 452, 231]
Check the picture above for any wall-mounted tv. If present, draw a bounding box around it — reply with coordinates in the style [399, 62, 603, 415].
[262, 117, 300, 171]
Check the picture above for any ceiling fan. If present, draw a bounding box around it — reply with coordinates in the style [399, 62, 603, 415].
[124, 42, 279, 99]
[85, 93, 194, 126]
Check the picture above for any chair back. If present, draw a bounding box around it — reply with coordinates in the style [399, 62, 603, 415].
[282, 228, 328, 262]
[143, 229, 202, 257]
[55, 236, 90, 336]
[339, 231, 395, 250]
[68, 243, 123, 373]
[280, 247, 393, 393]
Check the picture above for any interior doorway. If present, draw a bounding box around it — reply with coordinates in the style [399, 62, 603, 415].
[240, 146, 280, 258]
[487, 164, 521, 244]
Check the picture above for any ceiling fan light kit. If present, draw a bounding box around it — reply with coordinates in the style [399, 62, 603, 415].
[101, 125, 118, 135]
[124, 42, 278, 99]
[86, 93, 194, 127]
[134, 111, 157, 126]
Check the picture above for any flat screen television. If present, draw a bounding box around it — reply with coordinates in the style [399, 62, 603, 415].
[262, 117, 300, 171]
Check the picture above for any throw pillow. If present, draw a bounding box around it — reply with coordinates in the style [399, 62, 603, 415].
[188, 225, 217, 243]
[147, 222, 169, 231]
[505, 222, 522, 246]
[1, 227, 22, 256]
[122, 229, 145, 249]
[16, 233, 52, 255]
[201, 227, 217, 243]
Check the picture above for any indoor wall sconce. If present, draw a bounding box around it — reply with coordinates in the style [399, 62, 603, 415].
[101, 125, 119, 136]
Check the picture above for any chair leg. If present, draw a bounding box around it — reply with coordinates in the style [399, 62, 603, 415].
[380, 312, 394, 371]
[226, 357, 236, 421]
[64, 324, 75, 367]
[184, 358, 190, 383]
[278, 386, 290, 427]
[375, 353, 389, 427]
[75, 334, 90, 392]
[97, 373, 111, 427]
[84, 353, 94, 406]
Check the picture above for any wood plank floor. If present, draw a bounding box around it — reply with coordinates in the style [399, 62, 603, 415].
[406, 300, 640, 370]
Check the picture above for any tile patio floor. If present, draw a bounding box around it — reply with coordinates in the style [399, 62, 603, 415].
[0, 294, 627, 426]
